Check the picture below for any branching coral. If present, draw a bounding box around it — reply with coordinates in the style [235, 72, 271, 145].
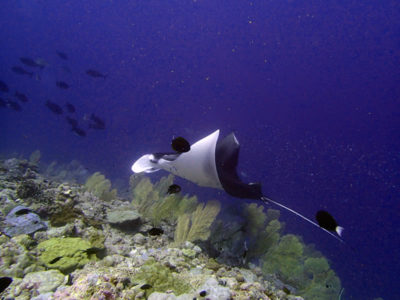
[44, 160, 90, 183]
[174, 200, 221, 245]
[130, 174, 198, 226]
[243, 203, 267, 237]
[262, 234, 305, 286]
[262, 234, 342, 300]
[151, 194, 198, 226]
[130, 174, 173, 221]
[242, 204, 283, 260]
[84, 172, 117, 201]
[300, 257, 342, 300]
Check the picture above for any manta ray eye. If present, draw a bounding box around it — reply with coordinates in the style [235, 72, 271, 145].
[171, 136, 190, 153]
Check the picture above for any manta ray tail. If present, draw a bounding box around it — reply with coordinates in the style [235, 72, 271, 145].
[260, 196, 344, 243]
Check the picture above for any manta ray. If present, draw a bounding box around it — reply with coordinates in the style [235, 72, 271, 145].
[132, 129, 343, 242]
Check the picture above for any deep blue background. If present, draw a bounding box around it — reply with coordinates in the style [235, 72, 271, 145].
[1, 1, 399, 299]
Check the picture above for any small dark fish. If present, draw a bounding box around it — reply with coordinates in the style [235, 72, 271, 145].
[167, 184, 181, 194]
[7, 100, 22, 111]
[65, 102, 76, 113]
[11, 66, 33, 77]
[56, 81, 69, 89]
[90, 113, 104, 124]
[316, 210, 344, 236]
[56, 51, 68, 60]
[15, 91, 29, 102]
[140, 283, 152, 290]
[199, 290, 207, 297]
[89, 113, 105, 130]
[282, 286, 291, 295]
[0, 80, 9, 92]
[148, 227, 164, 236]
[45, 100, 63, 115]
[66, 116, 78, 127]
[71, 126, 86, 137]
[171, 136, 190, 153]
[89, 122, 105, 130]
[86, 69, 107, 78]
[20, 57, 41, 68]
[15, 208, 32, 216]
[0, 277, 13, 293]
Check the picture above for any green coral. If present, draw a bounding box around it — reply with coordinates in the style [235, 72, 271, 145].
[37, 237, 97, 274]
[0, 234, 41, 278]
[244, 203, 267, 236]
[86, 227, 106, 251]
[49, 205, 81, 227]
[152, 193, 198, 226]
[133, 258, 191, 295]
[263, 234, 305, 286]
[262, 234, 342, 300]
[130, 174, 198, 226]
[130, 175, 160, 215]
[85, 172, 117, 201]
[248, 218, 282, 260]
[173, 200, 221, 245]
[300, 257, 342, 300]
[243, 204, 283, 260]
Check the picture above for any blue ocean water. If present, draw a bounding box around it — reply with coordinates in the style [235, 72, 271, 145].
[0, 0, 399, 299]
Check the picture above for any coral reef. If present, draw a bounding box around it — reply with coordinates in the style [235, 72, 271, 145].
[262, 234, 342, 300]
[130, 174, 173, 221]
[174, 200, 221, 245]
[42, 159, 89, 184]
[0, 234, 40, 278]
[28, 150, 41, 166]
[130, 174, 199, 226]
[3, 206, 47, 237]
[11, 270, 66, 299]
[244, 204, 283, 261]
[0, 156, 344, 300]
[84, 171, 117, 202]
[106, 206, 142, 229]
[37, 237, 98, 274]
[133, 258, 192, 295]
[204, 204, 283, 267]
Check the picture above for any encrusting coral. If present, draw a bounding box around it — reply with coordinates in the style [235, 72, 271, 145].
[37, 237, 98, 274]
[133, 258, 192, 295]
[0, 234, 40, 278]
